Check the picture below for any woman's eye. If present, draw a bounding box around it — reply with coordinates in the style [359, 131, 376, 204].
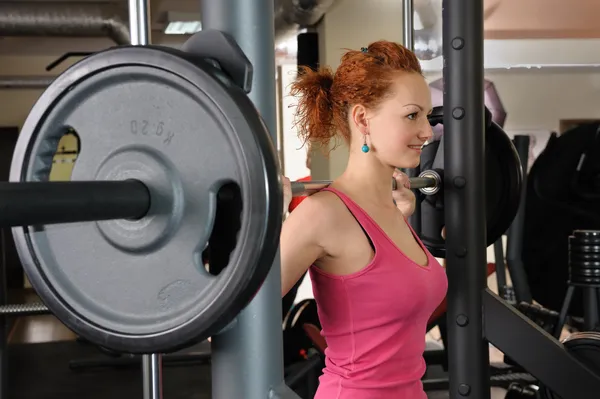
[407, 112, 418, 120]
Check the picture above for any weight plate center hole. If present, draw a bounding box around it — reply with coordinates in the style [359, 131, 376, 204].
[199, 182, 243, 277]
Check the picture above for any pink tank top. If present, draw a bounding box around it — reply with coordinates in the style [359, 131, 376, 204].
[309, 188, 448, 399]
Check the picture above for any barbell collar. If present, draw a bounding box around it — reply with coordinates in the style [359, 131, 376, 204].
[291, 174, 439, 197]
[0, 180, 151, 227]
[417, 170, 442, 195]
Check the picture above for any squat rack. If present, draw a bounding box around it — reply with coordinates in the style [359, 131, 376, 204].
[435, 1, 600, 398]
[192, 0, 600, 398]
[19, 0, 598, 398]
[126, 0, 292, 398]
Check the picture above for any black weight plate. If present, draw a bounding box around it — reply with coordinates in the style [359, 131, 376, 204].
[569, 244, 600, 253]
[485, 122, 523, 248]
[571, 230, 600, 245]
[10, 46, 282, 354]
[570, 253, 600, 261]
[541, 332, 600, 398]
[418, 121, 523, 257]
[282, 299, 321, 365]
[283, 299, 320, 331]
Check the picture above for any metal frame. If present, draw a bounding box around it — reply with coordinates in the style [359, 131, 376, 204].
[483, 291, 600, 398]
[443, 1, 490, 396]
[6, 0, 597, 398]
[124, 0, 299, 397]
[199, 1, 299, 399]
[442, 1, 600, 398]
[126, 1, 166, 398]
[129, 0, 298, 397]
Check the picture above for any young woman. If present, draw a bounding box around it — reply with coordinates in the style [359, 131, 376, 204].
[280, 40, 448, 398]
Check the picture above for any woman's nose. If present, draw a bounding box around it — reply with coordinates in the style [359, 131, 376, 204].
[420, 120, 434, 142]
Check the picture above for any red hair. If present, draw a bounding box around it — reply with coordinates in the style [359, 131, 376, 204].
[290, 40, 422, 151]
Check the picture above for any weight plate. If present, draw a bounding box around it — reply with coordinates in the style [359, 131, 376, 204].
[283, 299, 320, 331]
[418, 121, 523, 257]
[485, 122, 523, 248]
[10, 45, 282, 354]
[541, 332, 600, 398]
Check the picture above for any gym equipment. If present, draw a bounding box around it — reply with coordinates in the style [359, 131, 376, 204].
[416, 106, 523, 258]
[3, 0, 296, 399]
[290, 175, 434, 195]
[282, 299, 321, 365]
[523, 123, 600, 317]
[442, 2, 600, 399]
[553, 230, 600, 336]
[504, 383, 541, 398]
[540, 331, 600, 398]
[514, 302, 560, 336]
[5, 30, 282, 355]
[497, 135, 533, 305]
[429, 77, 507, 128]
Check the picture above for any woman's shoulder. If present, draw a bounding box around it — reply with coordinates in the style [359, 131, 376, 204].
[292, 189, 348, 216]
[285, 189, 352, 234]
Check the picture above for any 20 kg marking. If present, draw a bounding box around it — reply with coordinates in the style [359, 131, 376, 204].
[130, 120, 175, 145]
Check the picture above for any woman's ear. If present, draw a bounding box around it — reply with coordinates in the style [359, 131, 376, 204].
[350, 104, 369, 134]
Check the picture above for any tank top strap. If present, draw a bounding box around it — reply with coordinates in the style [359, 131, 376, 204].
[322, 187, 386, 245]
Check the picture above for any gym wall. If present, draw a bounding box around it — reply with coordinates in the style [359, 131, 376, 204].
[0, 55, 82, 127]
[424, 69, 600, 133]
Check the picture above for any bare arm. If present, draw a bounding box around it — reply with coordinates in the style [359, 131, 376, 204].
[279, 198, 327, 297]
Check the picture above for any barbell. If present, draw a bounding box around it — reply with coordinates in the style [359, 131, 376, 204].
[0, 30, 523, 355]
[0, 174, 439, 229]
[290, 174, 441, 197]
[6, 31, 283, 355]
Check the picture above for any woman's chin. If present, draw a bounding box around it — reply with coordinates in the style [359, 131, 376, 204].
[395, 159, 421, 169]
[390, 152, 422, 169]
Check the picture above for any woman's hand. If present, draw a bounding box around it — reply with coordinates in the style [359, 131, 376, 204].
[392, 170, 417, 217]
[282, 175, 292, 215]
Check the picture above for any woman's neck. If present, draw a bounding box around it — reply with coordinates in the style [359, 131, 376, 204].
[335, 151, 396, 208]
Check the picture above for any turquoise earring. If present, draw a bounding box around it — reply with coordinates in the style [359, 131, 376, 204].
[361, 134, 370, 153]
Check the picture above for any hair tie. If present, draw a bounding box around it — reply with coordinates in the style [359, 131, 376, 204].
[361, 47, 368, 53]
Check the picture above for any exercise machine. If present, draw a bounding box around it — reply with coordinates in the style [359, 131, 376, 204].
[2, 0, 296, 398]
[440, 1, 600, 398]
[1, 1, 599, 399]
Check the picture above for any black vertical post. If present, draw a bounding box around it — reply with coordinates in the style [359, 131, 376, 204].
[443, 1, 490, 398]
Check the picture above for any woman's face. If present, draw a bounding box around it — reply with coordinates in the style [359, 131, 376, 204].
[367, 72, 433, 169]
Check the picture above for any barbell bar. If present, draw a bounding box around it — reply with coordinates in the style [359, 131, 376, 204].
[290, 174, 441, 196]
[0, 172, 442, 228]
[0, 180, 151, 228]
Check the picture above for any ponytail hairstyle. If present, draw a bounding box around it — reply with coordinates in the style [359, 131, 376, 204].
[290, 40, 422, 151]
